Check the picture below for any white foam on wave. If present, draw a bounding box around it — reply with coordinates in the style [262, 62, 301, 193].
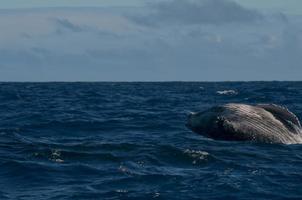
[50, 149, 64, 163]
[216, 90, 238, 95]
[184, 149, 209, 164]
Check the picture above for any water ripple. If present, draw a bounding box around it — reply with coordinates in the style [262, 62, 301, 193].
[1, 82, 302, 199]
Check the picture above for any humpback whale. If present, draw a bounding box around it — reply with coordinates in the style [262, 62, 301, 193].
[186, 103, 302, 144]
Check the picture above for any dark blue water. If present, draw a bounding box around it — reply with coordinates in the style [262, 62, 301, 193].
[1, 82, 302, 200]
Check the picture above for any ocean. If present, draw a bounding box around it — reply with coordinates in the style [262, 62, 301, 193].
[0, 82, 302, 199]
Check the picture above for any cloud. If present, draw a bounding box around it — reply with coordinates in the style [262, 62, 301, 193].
[130, 0, 263, 26]
[55, 18, 83, 33]
[0, 6, 301, 81]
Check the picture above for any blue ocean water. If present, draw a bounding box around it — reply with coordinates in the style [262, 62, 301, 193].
[1, 82, 302, 200]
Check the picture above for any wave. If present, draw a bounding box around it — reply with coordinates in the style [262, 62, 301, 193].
[216, 90, 238, 95]
[0, 82, 302, 199]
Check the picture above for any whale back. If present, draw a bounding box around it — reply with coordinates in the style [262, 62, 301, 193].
[186, 103, 302, 144]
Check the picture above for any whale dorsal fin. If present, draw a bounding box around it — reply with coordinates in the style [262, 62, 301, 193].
[257, 104, 301, 131]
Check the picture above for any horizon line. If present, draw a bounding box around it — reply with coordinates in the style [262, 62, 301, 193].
[0, 80, 302, 83]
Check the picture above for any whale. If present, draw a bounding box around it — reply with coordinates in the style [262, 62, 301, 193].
[186, 103, 302, 144]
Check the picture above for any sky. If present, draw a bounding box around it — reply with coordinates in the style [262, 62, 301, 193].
[0, 0, 301, 81]
[0, 0, 143, 8]
[1, 0, 302, 14]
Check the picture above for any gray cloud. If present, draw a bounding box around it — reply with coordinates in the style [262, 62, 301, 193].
[53, 18, 122, 39]
[131, 0, 263, 26]
[0, 7, 301, 81]
[55, 18, 83, 33]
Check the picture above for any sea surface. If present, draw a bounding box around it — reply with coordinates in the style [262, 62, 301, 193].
[1, 82, 302, 200]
